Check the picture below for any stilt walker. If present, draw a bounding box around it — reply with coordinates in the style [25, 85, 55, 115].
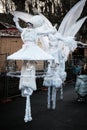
[7, 13, 55, 122]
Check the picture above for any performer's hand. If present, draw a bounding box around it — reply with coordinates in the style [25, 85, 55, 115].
[13, 16, 19, 22]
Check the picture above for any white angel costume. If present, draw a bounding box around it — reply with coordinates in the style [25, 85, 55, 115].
[43, 0, 87, 109]
[43, 34, 65, 109]
[7, 14, 55, 122]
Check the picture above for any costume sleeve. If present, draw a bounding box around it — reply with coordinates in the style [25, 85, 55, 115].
[13, 16, 23, 33]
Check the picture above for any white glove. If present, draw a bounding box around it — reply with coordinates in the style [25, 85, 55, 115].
[13, 16, 19, 22]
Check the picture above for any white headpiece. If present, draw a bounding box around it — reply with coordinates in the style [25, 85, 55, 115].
[28, 15, 44, 28]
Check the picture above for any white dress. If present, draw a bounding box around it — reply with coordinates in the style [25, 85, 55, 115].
[43, 62, 62, 88]
[19, 62, 36, 91]
[7, 28, 54, 61]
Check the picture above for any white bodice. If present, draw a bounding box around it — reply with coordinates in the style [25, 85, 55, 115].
[21, 28, 37, 43]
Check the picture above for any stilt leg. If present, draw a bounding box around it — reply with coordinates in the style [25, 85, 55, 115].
[24, 95, 32, 122]
[52, 87, 57, 109]
[47, 87, 51, 109]
[60, 85, 63, 100]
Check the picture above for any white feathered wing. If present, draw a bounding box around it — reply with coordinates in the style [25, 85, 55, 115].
[56, 0, 87, 52]
[58, 0, 86, 36]
[10, 11, 33, 22]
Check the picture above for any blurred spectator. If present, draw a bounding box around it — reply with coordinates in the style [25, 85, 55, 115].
[72, 63, 82, 80]
[81, 63, 87, 74]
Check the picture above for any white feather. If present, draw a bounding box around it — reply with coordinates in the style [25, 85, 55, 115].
[58, 0, 86, 36]
[66, 16, 87, 37]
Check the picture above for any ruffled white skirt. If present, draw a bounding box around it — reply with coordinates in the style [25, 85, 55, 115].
[43, 75, 62, 88]
[7, 43, 54, 61]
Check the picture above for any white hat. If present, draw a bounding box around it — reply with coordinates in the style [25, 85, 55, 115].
[28, 15, 44, 28]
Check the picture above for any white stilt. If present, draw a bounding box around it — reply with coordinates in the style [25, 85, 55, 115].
[47, 87, 51, 109]
[52, 87, 57, 109]
[24, 95, 32, 122]
[60, 85, 63, 100]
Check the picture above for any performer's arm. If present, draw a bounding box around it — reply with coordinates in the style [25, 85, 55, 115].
[37, 26, 57, 36]
[13, 16, 23, 33]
